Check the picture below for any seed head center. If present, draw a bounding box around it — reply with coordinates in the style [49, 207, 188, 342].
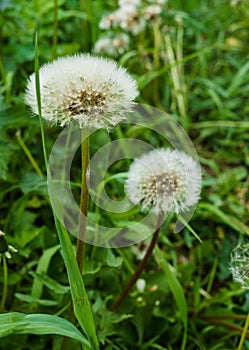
[142, 172, 179, 197]
[66, 88, 107, 116]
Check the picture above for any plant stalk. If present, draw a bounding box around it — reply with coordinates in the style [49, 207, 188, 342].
[16, 130, 44, 176]
[0, 256, 8, 312]
[237, 312, 249, 350]
[76, 129, 90, 273]
[110, 214, 162, 311]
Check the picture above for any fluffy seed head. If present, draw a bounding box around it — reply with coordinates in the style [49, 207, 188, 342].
[25, 54, 138, 129]
[125, 148, 201, 214]
[230, 243, 249, 289]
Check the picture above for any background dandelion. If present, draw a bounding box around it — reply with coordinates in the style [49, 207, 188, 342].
[230, 243, 249, 289]
[125, 148, 201, 215]
[230, 243, 249, 349]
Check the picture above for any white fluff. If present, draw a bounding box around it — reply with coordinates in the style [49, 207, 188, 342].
[125, 148, 201, 214]
[25, 54, 138, 129]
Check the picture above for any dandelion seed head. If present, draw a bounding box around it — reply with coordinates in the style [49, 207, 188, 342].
[94, 34, 130, 57]
[25, 54, 138, 129]
[230, 243, 249, 289]
[144, 5, 162, 20]
[125, 148, 201, 214]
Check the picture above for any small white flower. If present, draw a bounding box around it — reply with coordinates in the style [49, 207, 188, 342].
[125, 148, 201, 214]
[0, 230, 18, 263]
[136, 278, 146, 292]
[25, 54, 138, 129]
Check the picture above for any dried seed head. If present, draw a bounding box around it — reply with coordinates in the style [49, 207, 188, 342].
[25, 54, 138, 129]
[125, 148, 201, 214]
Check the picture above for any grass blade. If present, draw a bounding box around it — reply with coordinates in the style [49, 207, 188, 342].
[54, 218, 99, 349]
[0, 312, 91, 348]
[154, 245, 188, 350]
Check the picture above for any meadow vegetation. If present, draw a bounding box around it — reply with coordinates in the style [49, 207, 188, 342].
[0, 0, 249, 349]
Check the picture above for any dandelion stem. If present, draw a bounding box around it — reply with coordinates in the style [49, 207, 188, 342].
[110, 214, 163, 311]
[0, 256, 8, 312]
[16, 130, 44, 176]
[237, 312, 249, 350]
[76, 128, 90, 273]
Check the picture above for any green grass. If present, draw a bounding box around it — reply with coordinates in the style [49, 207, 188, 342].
[0, 0, 249, 349]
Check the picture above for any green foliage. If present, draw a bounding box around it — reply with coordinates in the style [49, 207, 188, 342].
[0, 312, 91, 347]
[0, 0, 249, 349]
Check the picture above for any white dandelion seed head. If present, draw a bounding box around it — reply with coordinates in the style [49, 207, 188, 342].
[25, 54, 138, 129]
[144, 5, 162, 20]
[230, 243, 249, 289]
[112, 33, 130, 51]
[94, 37, 115, 56]
[104, 6, 144, 35]
[99, 12, 119, 30]
[94, 34, 130, 57]
[125, 148, 201, 215]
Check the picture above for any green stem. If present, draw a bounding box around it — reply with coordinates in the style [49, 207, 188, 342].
[238, 312, 249, 350]
[76, 129, 90, 273]
[0, 13, 5, 81]
[35, 31, 48, 169]
[52, 0, 58, 59]
[16, 130, 44, 176]
[110, 214, 163, 311]
[0, 256, 8, 312]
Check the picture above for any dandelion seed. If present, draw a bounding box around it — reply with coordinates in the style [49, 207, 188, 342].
[25, 54, 138, 129]
[125, 148, 201, 214]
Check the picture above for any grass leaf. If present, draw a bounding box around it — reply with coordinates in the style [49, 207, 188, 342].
[0, 312, 90, 348]
[154, 245, 188, 350]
